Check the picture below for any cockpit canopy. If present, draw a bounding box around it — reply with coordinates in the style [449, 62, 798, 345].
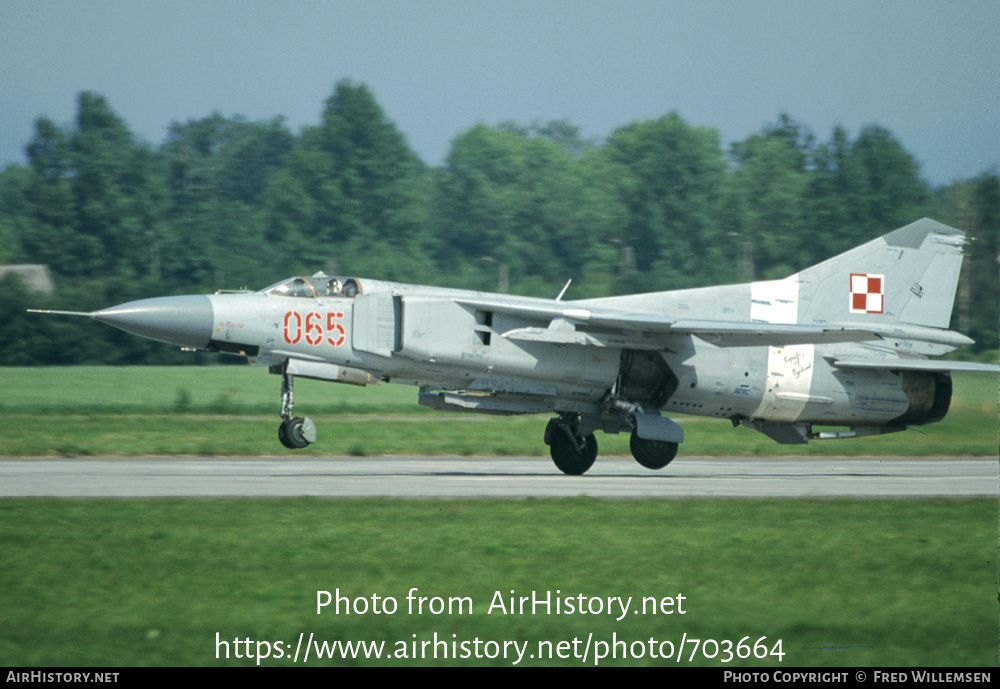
[262, 276, 361, 299]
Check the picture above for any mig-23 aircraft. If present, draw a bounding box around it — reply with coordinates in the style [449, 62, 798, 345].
[32, 218, 1000, 474]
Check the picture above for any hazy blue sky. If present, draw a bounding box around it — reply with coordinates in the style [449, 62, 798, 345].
[2, 0, 997, 186]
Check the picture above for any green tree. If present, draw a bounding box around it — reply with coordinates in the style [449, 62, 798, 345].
[20, 93, 166, 282]
[0, 164, 31, 263]
[726, 134, 809, 279]
[940, 174, 1000, 350]
[436, 122, 607, 293]
[598, 112, 728, 290]
[160, 113, 293, 287]
[264, 80, 427, 277]
[70, 92, 165, 281]
[967, 174, 1000, 350]
[21, 117, 88, 274]
[804, 124, 871, 260]
[847, 124, 930, 237]
[733, 119, 931, 274]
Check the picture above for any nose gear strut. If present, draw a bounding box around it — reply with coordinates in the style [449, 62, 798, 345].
[274, 362, 316, 449]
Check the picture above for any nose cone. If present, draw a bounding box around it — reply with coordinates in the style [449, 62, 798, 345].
[95, 295, 214, 349]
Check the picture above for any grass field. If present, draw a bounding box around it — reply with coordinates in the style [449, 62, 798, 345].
[1, 498, 996, 666]
[0, 366, 997, 457]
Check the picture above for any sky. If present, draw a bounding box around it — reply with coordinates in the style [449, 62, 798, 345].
[1, 0, 998, 187]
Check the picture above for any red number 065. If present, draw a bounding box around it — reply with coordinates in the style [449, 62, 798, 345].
[283, 311, 345, 347]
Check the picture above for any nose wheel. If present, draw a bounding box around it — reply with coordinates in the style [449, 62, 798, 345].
[279, 416, 316, 449]
[277, 365, 316, 449]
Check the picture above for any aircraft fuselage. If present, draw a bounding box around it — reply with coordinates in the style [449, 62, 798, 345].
[31, 218, 999, 473]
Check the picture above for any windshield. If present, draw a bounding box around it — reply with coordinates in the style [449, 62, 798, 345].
[262, 276, 360, 298]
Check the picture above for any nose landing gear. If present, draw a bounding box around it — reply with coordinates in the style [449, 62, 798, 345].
[275, 364, 316, 449]
[279, 416, 316, 449]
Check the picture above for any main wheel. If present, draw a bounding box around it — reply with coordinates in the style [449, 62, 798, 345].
[629, 431, 678, 469]
[279, 417, 312, 449]
[550, 429, 598, 475]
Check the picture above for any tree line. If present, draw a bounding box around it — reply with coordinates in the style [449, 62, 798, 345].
[1, 80, 997, 364]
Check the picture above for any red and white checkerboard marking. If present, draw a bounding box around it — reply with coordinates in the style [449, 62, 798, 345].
[850, 273, 884, 314]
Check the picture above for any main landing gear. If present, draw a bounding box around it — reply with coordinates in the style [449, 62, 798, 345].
[276, 365, 316, 449]
[629, 433, 678, 469]
[545, 414, 597, 476]
[545, 412, 680, 475]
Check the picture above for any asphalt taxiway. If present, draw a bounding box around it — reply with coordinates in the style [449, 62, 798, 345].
[1, 456, 995, 498]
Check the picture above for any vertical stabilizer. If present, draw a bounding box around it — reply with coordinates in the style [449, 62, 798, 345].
[792, 218, 966, 329]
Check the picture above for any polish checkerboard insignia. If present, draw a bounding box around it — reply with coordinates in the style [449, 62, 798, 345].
[850, 273, 884, 314]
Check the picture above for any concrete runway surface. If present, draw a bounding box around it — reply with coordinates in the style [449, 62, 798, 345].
[1, 456, 996, 498]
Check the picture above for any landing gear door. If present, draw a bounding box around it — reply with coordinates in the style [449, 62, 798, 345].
[352, 293, 400, 357]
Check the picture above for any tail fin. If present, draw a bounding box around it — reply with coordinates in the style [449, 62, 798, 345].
[794, 218, 966, 329]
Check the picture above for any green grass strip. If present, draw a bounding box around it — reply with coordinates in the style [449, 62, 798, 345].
[1, 498, 996, 666]
[0, 367, 996, 456]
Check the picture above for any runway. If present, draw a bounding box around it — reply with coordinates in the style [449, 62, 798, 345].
[1, 456, 996, 498]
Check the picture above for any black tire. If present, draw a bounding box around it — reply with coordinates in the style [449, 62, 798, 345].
[629, 431, 678, 469]
[279, 417, 311, 449]
[550, 429, 598, 475]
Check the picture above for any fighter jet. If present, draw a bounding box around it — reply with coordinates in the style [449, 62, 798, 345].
[31, 218, 999, 474]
